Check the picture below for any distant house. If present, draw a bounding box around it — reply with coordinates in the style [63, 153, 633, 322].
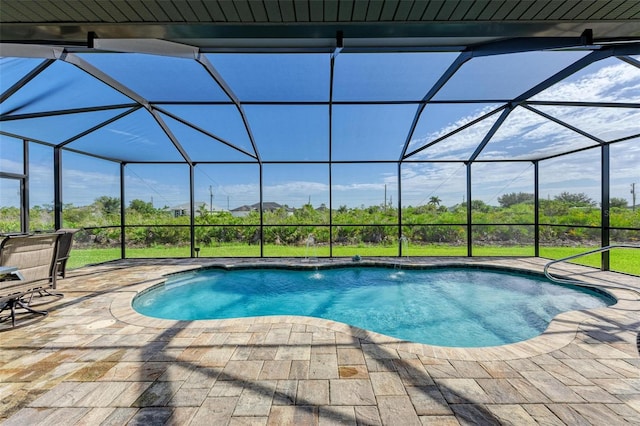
[230, 204, 253, 218]
[230, 202, 294, 218]
[259, 202, 293, 213]
[167, 202, 226, 217]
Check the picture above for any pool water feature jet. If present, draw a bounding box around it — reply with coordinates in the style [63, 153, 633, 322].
[304, 234, 318, 262]
[391, 263, 405, 279]
[310, 266, 323, 280]
[400, 235, 409, 257]
[392, 235, 410, 277]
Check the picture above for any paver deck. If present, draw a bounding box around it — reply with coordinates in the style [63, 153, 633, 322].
[1, 257, 638, 425]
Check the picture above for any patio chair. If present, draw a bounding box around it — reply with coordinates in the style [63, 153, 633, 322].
[0, 233, 60, 327]
[55, 228, 78, 279]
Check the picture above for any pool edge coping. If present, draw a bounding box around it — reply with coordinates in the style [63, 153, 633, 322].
[108, 258, 639, 362]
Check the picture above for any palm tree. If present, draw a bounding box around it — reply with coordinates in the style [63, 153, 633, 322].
[428, 196, 441, 207]
[197, 203, 209, 218]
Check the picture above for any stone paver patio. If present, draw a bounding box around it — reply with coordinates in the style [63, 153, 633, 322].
[1, 257, 638, 425]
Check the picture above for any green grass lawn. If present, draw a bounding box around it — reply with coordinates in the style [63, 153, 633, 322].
[540, 246, 640, 276]
[67, 248, 121, 269]
[67, 243, 639, 276]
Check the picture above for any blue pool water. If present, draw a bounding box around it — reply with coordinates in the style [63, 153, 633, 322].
[133, 267, 614, 347]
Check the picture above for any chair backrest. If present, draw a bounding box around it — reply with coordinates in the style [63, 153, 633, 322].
[0, 234, 59, 284]
[55, 229, 77, 261]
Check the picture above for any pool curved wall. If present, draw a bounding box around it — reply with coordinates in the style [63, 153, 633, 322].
[132, 262, 616, 348]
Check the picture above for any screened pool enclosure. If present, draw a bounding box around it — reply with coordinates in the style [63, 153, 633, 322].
[1, 39, 639, 273]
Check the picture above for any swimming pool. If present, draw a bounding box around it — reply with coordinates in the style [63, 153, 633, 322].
[132, 266, 615, 347]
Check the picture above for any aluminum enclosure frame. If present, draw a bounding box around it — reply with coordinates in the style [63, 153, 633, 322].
[1, 33, 639, 269]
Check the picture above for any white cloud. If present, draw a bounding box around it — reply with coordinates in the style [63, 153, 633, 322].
[0, 158, 23, 174]
[399, 163, 467, 206]
[409, 60, 640, 162]
[408, 105, 499, 157]
[107, 128, 156, 146]
[263, 180, 329, 205]
[482, 108, 599, 160]
[532, 60, 640, 102]
[539, 150, 602, 201]
[416, 117, 500, 160]
[535, 105, 640, 142]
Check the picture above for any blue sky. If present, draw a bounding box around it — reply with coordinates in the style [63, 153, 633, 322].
[1, 51, 639, 210]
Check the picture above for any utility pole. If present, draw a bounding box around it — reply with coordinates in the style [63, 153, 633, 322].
[384, 184, 387, 209]
[209, 185, 213, 212]
[632, 183, 637, 211]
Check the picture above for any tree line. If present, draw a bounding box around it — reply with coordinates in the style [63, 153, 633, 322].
[1, 192, 637, 248]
